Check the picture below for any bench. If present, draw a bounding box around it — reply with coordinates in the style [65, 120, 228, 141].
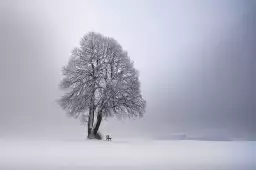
[106, 135, 112, 141]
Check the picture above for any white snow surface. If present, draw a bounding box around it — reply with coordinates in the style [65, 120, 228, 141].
[0, 139, 255, 170]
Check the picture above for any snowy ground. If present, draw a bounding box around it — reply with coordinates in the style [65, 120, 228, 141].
[0, 139, 255, 170]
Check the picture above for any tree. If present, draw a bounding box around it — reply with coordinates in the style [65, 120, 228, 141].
[58, 32, 146, 139]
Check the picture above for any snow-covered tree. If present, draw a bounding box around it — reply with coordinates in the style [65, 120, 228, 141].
[58, 32, 146, 139]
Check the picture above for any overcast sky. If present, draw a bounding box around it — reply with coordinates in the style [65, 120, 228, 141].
[0, 0, 255, 140]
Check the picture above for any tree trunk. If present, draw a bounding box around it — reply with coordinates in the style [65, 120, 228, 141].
[93, 111, 102, 135]
[87, 107, 94, 139]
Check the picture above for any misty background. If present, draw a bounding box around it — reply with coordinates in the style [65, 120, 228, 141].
[0, 0, 255, 141]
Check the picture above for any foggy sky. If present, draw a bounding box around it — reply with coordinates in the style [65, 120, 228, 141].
[0, 0, 255, 140]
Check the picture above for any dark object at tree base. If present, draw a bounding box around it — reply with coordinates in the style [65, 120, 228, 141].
[106, 135, 112, 141]
[87, 131, 102, 140]
[94, 132, 102, 140]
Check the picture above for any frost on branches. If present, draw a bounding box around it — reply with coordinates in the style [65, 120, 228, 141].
[58, 32, 146, 139]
